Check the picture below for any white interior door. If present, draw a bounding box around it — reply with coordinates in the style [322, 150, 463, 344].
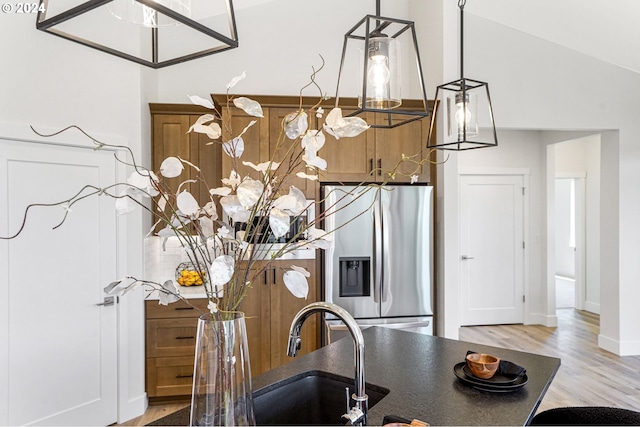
[460, 174, 525, 326]
[0, 139, 118, 425]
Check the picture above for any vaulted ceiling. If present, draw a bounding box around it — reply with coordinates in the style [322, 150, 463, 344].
[465, 0, 640, 75]
[236, 0, 640, 76]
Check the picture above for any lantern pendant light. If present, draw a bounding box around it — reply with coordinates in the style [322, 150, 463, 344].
[335, 0, 429, 129]
[427, 0, 498, 150]
[35, 0, 238, 68]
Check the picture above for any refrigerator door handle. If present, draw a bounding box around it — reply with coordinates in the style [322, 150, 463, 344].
[325, 320, 431, 329]
[373, 199, 382, 304]
[374, 320, 431, 329]
[380, 194, 389, 303]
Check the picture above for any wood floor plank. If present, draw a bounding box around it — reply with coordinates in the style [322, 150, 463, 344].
[459, 308, 640, 413]
[115, 402, 189, 426]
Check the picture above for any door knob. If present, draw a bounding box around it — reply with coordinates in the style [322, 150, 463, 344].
[461, 255, 475, 260]
[96, 296, 116, 306]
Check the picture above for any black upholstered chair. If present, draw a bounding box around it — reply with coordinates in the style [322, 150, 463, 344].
[531, 406, 640, 425]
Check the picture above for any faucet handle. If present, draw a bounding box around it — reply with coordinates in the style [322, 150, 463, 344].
[341, 407, 365, 426]
[344, 387, 350, 414]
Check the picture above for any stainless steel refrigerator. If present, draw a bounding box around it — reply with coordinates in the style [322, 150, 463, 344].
[322, 184, 434, 342]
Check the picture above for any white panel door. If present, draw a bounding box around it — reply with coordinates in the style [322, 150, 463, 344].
[0, 139, 118, 426]
[459, 174, 524, 326]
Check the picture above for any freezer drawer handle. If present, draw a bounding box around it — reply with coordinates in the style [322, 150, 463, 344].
[175, 374, 194, 379]
[461, 255, 475, 260]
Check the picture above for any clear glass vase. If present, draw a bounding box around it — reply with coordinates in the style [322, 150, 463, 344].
[190, 313, 255, 426]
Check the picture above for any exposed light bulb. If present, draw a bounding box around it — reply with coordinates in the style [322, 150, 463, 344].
[367, 56, 390, 94]
[454, 92, 478, 139]
[366, 34, 392, 108]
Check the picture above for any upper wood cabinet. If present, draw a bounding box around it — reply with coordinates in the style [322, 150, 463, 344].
[318, 107, 432, 184]
[219, 103, 270, 184]
[315, 108, 375, 184]
[214, 96, 318, 199]
[150, 104, 223, 208]
[213, 95, 433, 191]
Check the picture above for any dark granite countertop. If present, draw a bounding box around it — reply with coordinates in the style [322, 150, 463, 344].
[150, 327, 560, 426]
[252, 327, 561, 426]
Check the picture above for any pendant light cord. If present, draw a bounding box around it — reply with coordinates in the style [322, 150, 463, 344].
[459, 0, 465, 80]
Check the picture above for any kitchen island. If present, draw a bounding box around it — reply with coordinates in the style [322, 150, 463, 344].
[151, 326, 560, 426]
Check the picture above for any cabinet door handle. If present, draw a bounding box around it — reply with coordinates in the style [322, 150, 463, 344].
[176, 374, 194, 379]
[369, 158, 374, 174]
[175, 336, 195, 340]
[377, 159, 382, 176]
[263, 268, 277, 285]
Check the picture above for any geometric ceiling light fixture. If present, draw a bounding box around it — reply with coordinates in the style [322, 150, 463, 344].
[36, 0, 238, 68]
[334, 0, 429, 129]
[426, 0, 497, 150]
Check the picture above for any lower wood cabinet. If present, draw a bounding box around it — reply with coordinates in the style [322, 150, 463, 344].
[240, 259, 318, 378]
[145, 259, 318, 401]
[145, 298, 209, 400]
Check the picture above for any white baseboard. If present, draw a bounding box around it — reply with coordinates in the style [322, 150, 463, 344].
[527, 312, 558, 327]
[598, 334, 640, 356]
[584, 300, 600, 314]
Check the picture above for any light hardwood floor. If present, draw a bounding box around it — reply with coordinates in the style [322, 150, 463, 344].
[119, 309, 640, 425]
[459, 308, 640, 414]
[117, 402, 189, 426]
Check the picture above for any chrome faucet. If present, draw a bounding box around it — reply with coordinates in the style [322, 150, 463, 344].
[287, 301, 368, 426]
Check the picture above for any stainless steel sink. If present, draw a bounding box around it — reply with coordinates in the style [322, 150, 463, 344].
[253, 370, 390, 426]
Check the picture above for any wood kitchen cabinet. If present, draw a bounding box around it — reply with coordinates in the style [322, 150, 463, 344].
[150, 104, 223, 207]
[214, 95, 317, 199]
[144, 259, 318, 400]
[240, 259, 318, 377]
[145, 298, 210, 400]
[318, 106, 432, 184]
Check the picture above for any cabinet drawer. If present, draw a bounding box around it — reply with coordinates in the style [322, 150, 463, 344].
[146, 298, 209, 319]
[147, 318, 199, 357]
[146, 356, 195, 397]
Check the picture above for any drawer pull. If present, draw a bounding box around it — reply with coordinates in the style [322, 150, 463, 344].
[176, 374, 194, 379]
[174, 306, 194, 311]
[175, 336, 195, 340]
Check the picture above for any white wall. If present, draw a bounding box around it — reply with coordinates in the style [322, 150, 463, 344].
[153, 0, 415, 102]
[444, 12, 640, 355]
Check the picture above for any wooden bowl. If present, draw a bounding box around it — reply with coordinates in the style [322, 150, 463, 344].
[466, 353, 500, 379]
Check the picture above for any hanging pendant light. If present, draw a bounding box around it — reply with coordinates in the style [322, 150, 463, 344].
[335, 0, 429, 129]
[427, 0, 497, 150]
[35, 0, 238, 68]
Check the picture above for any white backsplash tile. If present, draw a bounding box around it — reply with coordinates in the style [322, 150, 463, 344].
[144, 236, 183, 284]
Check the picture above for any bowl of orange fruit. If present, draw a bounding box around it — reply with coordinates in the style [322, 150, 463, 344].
[175, 262, 206, 287]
